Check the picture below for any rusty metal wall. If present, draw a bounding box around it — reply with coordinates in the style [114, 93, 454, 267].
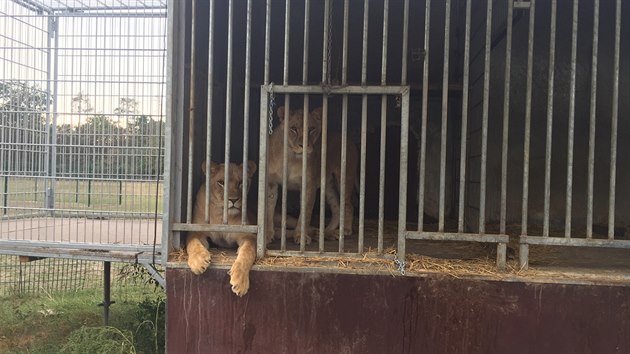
[166, 267, 630, 354]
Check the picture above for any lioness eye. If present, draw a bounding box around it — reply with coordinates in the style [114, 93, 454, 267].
[238, 182, 242, 189]
[217, 180, 224, 187]
[290, 127, 298, 134]
[309, 128, 316, 134]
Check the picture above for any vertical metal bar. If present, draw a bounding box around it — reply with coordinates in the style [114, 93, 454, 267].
[280, 0, 291, 250]
[521, 0, 535, 237]
[321, 0, 330, 85]
[339, 95, 348, 252]
[358, 0, 369, 253]
[223, 0, 234, 224]
[299, 0, 311, 252]
[318, 0, 330, 251]
[186, 0, 197, 224]
[281, 100, 290, 251]
[418, 0, 431, 231]
[242, 0, 253, 224]
[586, 0, 599, 239]
[300, 98, 309, 252]
[257, 90, 269, 258]
[438, 0, 451, 232]
[283, 0, 291, 85]
[205, 0, 215, 223]
[338, 0, 349, 252]
[500, 0, 513, 235]
[319, 97, 328, 252]
[398, 90, 410, 262]
[401, 0, 409, 85]
[102, 261, 111, 326]
[543, 0, 557, 237]
[43, 16, 53, 210]
[608, 0, 621, 240]
[257, 0, 273, 258]
[378, 0, 389, 249]
[458, 0, 471, 233]
[303, 0, 310, 84]
[50, 16, 59, 213]
[264, 0, 271, 86]
[478, 0, 492, 235]
[565, 0, 578, 238]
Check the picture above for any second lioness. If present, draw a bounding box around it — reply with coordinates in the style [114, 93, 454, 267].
[266, 106, 358, 244]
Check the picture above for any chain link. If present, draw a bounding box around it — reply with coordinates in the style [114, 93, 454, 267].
[268, 83, 275, 135]
[395, 95, 401, 109]
[394, 257, 406, 276]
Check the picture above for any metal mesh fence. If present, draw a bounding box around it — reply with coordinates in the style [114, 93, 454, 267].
[0, 0, 166, 252]
[0, 254, 160, 297]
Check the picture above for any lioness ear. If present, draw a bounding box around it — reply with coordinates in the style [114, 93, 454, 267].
[277, 106, 285, 123]
[311, 107, 323, 122]
[209, 161, 219, 175]
[246, 160, 257, 178]
[201, 161, 208, 174]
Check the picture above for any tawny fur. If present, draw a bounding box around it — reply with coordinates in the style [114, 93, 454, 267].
[186, 161, 257, 297]
[266, 106, 359, 244]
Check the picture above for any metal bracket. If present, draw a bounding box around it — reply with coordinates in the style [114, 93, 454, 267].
[140, 261, 166, 289]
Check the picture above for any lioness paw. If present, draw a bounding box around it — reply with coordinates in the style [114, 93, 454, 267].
[293, 230, 312, 245]
[325, 228, 340, 241]
[188, 250, 211, 275]
[228, 264, 250, 297]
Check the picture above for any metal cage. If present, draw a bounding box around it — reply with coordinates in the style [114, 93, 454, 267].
[0, 0, 167, 263]
[166, 0, 629, 273]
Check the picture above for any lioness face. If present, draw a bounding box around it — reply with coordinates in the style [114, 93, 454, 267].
[202, 161, 257, 216]
[277, 106, 322, 155]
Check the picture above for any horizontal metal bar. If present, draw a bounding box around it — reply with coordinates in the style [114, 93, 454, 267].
[266, 250, 395, 260]
[0, 247, 145, 263]
[0, 240, 157, 252]
[405, 231, 509, 244]
[264, 85, 409, 95]
[514, 1, 531, 9]
[520, 236, 630, 249]
[172, 223, 258, 234]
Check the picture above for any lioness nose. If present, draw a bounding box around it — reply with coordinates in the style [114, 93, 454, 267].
[229, 198, 239, 204]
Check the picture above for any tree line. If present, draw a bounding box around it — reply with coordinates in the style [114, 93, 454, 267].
[0, 81, 164, 180]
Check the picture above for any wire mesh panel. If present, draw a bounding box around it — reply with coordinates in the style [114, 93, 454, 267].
[0, 0, 167, 256]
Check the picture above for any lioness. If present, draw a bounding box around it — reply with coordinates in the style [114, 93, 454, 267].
[186, 160, 257, 297]
[267, 106, 359, 243]
[266, 106, 323, 244]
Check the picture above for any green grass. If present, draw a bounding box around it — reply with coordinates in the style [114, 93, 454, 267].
[0, 275, 165, 353]
[1, 177, 163, 215]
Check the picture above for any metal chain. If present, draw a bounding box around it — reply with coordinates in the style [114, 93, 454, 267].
[394, 257, 406, 275]
[268, 83, 275, 135]
[395, 95, 401, 108]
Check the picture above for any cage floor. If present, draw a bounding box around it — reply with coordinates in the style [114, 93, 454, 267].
[170, 219, 630, 285]
[0, 217, 161, 246]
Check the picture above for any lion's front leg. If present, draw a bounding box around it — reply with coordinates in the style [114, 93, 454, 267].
[294, 185, 317, 245]
[186, 232, 212, 275]
[228, 235, 256, 296]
